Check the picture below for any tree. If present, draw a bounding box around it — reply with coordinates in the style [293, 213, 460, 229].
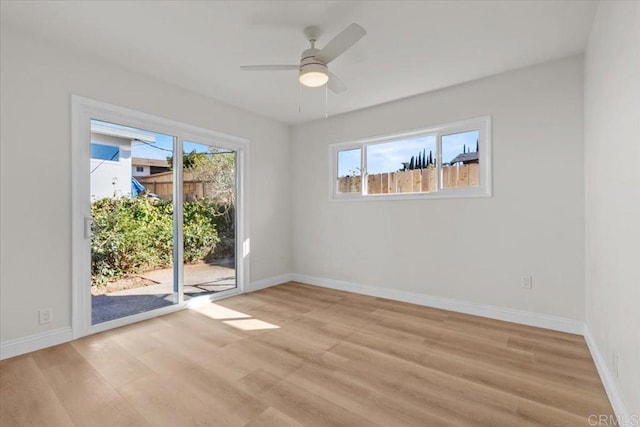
[476, 139, 479, 152]
[188, 148, 236, 213]
[166, 149, 208, 170]
[401, 149, 436, 171]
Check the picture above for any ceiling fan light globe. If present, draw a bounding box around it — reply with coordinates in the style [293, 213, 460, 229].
[299, 71, 329, 87]
[299, 60, 329, 87]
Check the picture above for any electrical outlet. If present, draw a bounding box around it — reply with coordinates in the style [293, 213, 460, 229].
[39, 308, 52, 325]
[521, 276, 533, 289]
[613, 351, 619, 378]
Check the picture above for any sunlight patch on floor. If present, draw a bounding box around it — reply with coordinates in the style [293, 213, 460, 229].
[190, 302, 251, 320]
[223, 319, 280, 331]
[189, 301, 280, 330]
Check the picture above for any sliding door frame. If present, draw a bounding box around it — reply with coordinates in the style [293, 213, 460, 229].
[71, 95, 250, 339]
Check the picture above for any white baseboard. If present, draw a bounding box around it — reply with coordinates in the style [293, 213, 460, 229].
[289, 273, 584, 334]
[0, 327, 73, 360]
[248, 273, 293, 292]
[583, 326, 632, 424]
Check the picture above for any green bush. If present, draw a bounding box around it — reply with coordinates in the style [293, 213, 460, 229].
[91, 197, 222, 287]
[182, 200, 222, 263]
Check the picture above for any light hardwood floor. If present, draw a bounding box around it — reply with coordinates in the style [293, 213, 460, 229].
[0, 282, 613, 426]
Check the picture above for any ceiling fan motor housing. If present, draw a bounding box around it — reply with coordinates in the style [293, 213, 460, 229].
[299, 48, 329, 87]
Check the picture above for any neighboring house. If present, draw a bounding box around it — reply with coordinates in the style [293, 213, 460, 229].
[447, 151, 479, 166]
[90, 121, 156, 199]
[132, 157, 171, 177]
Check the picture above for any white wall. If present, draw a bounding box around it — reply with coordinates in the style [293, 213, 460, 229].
[0, 28, 291, 342]
[90, 133, 133, 199]
[291, 56, 585, 320]
[584, 1, 640, 417]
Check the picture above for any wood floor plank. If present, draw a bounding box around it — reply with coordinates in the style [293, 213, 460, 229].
[31, 342, 85, 371]
[244, 406, 304, 427]
[109, 317, 169, 357]
[71, 334, 154, 389]
[284, 360, 461, 426]
[117, 372, 223, 427]
[0, 356, 73, 426]
[235, 368, 282, 397]
[40, 357, 149, 426]
[179, 364, 269, 423]
[342, 320, 609, 412]
[260, 378, 377, 427]
[0, 282, 614, 426]
[134, 347, 195, 375]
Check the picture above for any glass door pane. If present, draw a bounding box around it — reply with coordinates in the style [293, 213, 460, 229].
[90, 119, 178, 324]
[181, 141, 237, 299]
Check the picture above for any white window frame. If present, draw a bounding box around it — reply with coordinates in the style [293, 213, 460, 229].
[330, 116, 492, 201]
[71, 95, 250, 339]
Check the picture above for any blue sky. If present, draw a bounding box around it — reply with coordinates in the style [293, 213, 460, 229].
[338, 130, 479, 177]
[132, 134, 212, 160]
[133, 136, 235, 160]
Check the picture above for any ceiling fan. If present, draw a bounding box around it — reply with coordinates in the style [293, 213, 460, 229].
[240, 23, 366, 93]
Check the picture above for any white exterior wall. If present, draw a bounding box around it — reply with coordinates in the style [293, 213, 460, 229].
[90, 133, 132, 199]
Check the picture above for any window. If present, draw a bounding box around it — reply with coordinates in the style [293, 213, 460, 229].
[331, 116, 491, 200]
[90, 143, 120, 161]
[136, 166, 144, 172]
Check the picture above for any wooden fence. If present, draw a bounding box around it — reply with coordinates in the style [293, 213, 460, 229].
[137, 171, 216, 201]
[338, 164, 479, 194]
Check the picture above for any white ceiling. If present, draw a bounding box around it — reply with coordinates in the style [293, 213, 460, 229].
[1, 1, 598, 124]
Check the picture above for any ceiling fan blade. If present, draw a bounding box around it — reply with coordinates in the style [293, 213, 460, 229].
[316, 23, 366, 64]
[327, 72, 347, 94]
[240, 65, 298, 71]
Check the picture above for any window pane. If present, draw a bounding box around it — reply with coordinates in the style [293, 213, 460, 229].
[90, 143, 120, 161]
[441, 130, 480, 189]
[337, 148, 361, 193]
[365, 135, 436, 194]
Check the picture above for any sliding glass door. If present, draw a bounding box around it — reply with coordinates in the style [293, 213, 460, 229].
[74, 97, 247, 336]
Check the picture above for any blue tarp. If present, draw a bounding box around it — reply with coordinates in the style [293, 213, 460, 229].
[131, 177, 145, 198]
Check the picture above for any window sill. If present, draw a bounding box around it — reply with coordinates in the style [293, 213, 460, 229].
[330, 188, 492, 202]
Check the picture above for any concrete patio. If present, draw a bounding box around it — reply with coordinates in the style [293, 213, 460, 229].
[92, 262, 236, 324]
